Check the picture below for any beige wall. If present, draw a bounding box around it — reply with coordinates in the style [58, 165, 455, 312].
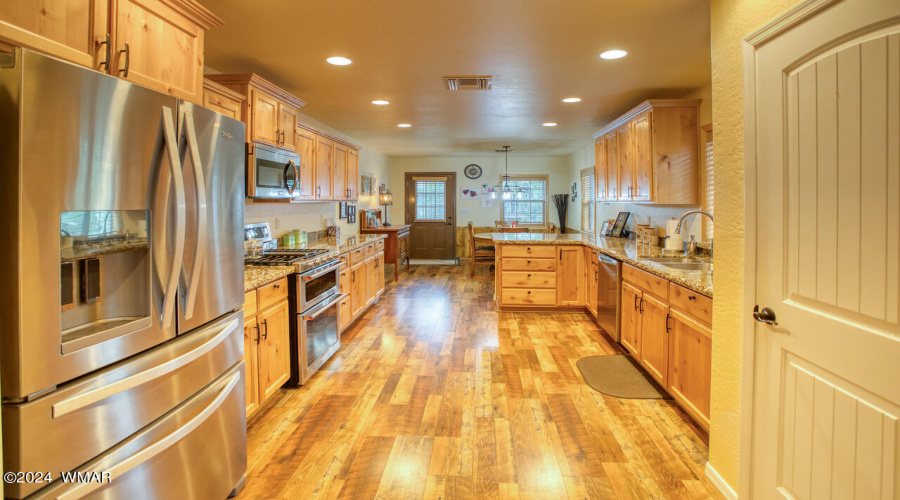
[708, 0, 799, 491]
[244, 111, 391, 239]
[389, 155, 572, 228]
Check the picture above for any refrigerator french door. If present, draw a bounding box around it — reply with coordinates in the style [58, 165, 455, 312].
[0, 49, 247, 498]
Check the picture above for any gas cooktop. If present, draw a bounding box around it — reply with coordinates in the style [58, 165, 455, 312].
[245, 248, 339, 273]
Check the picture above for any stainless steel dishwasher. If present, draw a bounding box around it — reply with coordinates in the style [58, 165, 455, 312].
[596, 253, 621, 341]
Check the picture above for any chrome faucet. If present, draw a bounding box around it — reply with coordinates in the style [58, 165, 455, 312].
[675, 210, 713, 257]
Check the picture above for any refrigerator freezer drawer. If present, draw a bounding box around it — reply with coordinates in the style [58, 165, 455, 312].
[2, 310, 244, 499]
[31, 363, 247, 500]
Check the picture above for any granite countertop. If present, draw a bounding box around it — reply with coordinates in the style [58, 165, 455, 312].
[489, 232, 713, 297]
[244, 265, 294, 293]
[274, 233, 386, 255]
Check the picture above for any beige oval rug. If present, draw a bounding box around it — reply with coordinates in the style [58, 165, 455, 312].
[576, 355, 670, 399]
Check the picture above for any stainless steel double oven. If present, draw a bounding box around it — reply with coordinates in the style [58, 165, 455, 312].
[291, 258, 345, 385]
[0, 49, 247, 499]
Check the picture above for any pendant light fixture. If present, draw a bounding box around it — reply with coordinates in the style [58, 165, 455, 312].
[491, 146, 525, 200]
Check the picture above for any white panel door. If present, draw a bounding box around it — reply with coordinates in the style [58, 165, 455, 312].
[749, 0, 900, 498]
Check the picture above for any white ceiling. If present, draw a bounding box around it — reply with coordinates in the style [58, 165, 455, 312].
[200, 0, 711, 157]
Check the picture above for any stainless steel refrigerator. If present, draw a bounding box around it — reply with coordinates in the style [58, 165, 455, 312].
[0, 49, 247, 499]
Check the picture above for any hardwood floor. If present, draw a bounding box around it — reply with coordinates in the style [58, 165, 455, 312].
[238, 264, 722, 499]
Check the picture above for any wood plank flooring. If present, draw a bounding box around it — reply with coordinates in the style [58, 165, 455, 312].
[238, 264, 723, 499]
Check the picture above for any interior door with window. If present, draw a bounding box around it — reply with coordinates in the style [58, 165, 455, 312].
[747, 1, 900, 498]
[405, 173, 456, 260]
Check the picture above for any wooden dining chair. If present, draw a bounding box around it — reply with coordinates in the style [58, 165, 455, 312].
[499, 227, 529, 233]
[494, 220, 507, 230]
[468, 222, 495, 277]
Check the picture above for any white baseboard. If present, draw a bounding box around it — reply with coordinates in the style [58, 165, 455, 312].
[705, 462, 738, 500]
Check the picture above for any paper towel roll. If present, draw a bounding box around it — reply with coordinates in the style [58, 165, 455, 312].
[665, 219, 683, 251]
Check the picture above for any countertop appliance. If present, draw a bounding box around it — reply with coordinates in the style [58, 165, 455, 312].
[0, 49, 247, 499]
[597, 253, 621, 341]
[243, 229, 344, 386]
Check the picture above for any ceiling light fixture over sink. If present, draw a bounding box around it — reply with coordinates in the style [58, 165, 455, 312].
[599, 49, 627, 60]
[491, 146, 525, 201]
[562, 97, 582, 103]
[371, 100, 390, 105]
[326, 56, 352, 65]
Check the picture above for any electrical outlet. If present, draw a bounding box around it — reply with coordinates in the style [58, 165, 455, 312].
[275, 217, 280, 229]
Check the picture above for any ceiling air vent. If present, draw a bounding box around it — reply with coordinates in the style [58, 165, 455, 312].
[442, 75, 492, 91]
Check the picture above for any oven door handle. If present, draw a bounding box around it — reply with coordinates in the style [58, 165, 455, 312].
[300, 293, 346, 320]
[301, 261, 345, 282]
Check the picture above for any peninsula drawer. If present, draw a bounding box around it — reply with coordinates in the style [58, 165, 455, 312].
[257, 277, 288, 311]
[351, 247, 366, 265]
[375, 240, 385, 253]
[501, 271, 557, 289]
[668, 283, 712, 326]
[501, 258, 557, 272]
[502, 245, 557, 259]
[339, 252, 350, 267]
[364, 243, 374, 258]
[501, 288, 557, 306]
[623, 264, 668, 300]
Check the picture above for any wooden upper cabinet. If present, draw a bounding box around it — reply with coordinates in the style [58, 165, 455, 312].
[295, 128, 317, 200]
[594, 137, 607, 202]
[347, 149, 359, 201]
[616, 124, 633, 201]
[592, 99, 701, 205]
[251, 89, 280, 147]
[202, 78, 244, 120]
[604, 133, 618, 200]
[632, 111, 653, 202]
[315, 135, 334, 200]
[112, 0, 220, 103]
[333, 143, 348, 201]
[277, 102, 298, 151]
[0, 0, 109, 69]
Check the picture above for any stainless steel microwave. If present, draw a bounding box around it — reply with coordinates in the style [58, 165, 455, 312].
[247, 143, 301, 199]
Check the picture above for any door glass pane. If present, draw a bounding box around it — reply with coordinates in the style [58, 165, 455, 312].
[414, 180, 447, 221]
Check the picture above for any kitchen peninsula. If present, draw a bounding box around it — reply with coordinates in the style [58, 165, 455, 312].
[490, 231, 714, 429]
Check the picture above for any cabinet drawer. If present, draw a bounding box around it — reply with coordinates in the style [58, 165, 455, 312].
[501, 258, 556, 272]
[500, 271, 557, 289]
[623, 264, 668, 300]
[243, 291, 257, 317]
[502, 245, 557, 259]
[668, 283, 712, 326]
[339, 253, 351, 267]
[375, 240, 385, 253]
[257, 277, 288, 311]
[364, 244, 374, 258]
[501, 288, 557, 306]
[350, 247, 366, 265]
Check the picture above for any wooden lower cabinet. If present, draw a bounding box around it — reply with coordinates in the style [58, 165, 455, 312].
[256, 299, 291, 403]
[242, 277, 291, 417]
[620, 282, 642, 356]
[350, 262, 366, 317]
[638, 293, 669, 386]
[498, 243, 592, 310]
[667, 309, 712, 429]
[586, 250, 599, 316]
[376, 253, 385, 294]
[557, 246, 585, 306]
[365, 257, 377, 306]
[339, 242, 386, 332]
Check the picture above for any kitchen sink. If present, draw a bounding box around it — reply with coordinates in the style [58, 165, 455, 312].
[647, 257, 713, 271]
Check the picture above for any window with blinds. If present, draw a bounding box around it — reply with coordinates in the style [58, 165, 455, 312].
[580, 167, 595, 232]
[701, 125, 714, 240]
[501, 176, 547, 225]
[414, 179, 447, 221]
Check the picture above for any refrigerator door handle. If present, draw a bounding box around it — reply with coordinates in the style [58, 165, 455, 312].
[55, 371, 241, 500]
[51, 317, 240, 418]
[160, 107, 187, 330]
[180, 111, 207, 319]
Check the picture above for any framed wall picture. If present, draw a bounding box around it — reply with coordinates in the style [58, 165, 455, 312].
[348, 211, 356, 224]
[339, 202, 348, 219]
[609, 212, 630, 238]
[599, 220, 610, 236]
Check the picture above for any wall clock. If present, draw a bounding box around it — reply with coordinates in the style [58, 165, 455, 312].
[464, 164, 482, 179]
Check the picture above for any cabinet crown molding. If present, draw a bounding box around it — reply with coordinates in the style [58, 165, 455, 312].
[296, 122, 361, 151]
[204, 73, 307, 108]
[592, 99, 702, 139]
[160, 0, 224, 29]
[202, 78, 246, 102]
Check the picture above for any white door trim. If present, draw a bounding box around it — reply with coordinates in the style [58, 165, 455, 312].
[738, 0, 843, 498]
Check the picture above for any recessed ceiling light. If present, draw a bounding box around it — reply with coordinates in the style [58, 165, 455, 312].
[543, 122, 558, 127]
[397, 123, 412, 128]
[372, 100, 390, 105]
[599, 50, 627, 60]
[562, 97, 582, 103]
[326, 56, 352, 66]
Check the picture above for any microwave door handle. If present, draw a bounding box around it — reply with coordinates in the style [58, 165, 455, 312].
[160, 107, 186, 330]
[54, 371, 240, 500]
[301, 293, 346, 320]
[180, 111, 207, 319]
[293, 160, 301, 196]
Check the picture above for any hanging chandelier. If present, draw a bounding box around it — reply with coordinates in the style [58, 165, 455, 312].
[491, 145, 525, 200]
